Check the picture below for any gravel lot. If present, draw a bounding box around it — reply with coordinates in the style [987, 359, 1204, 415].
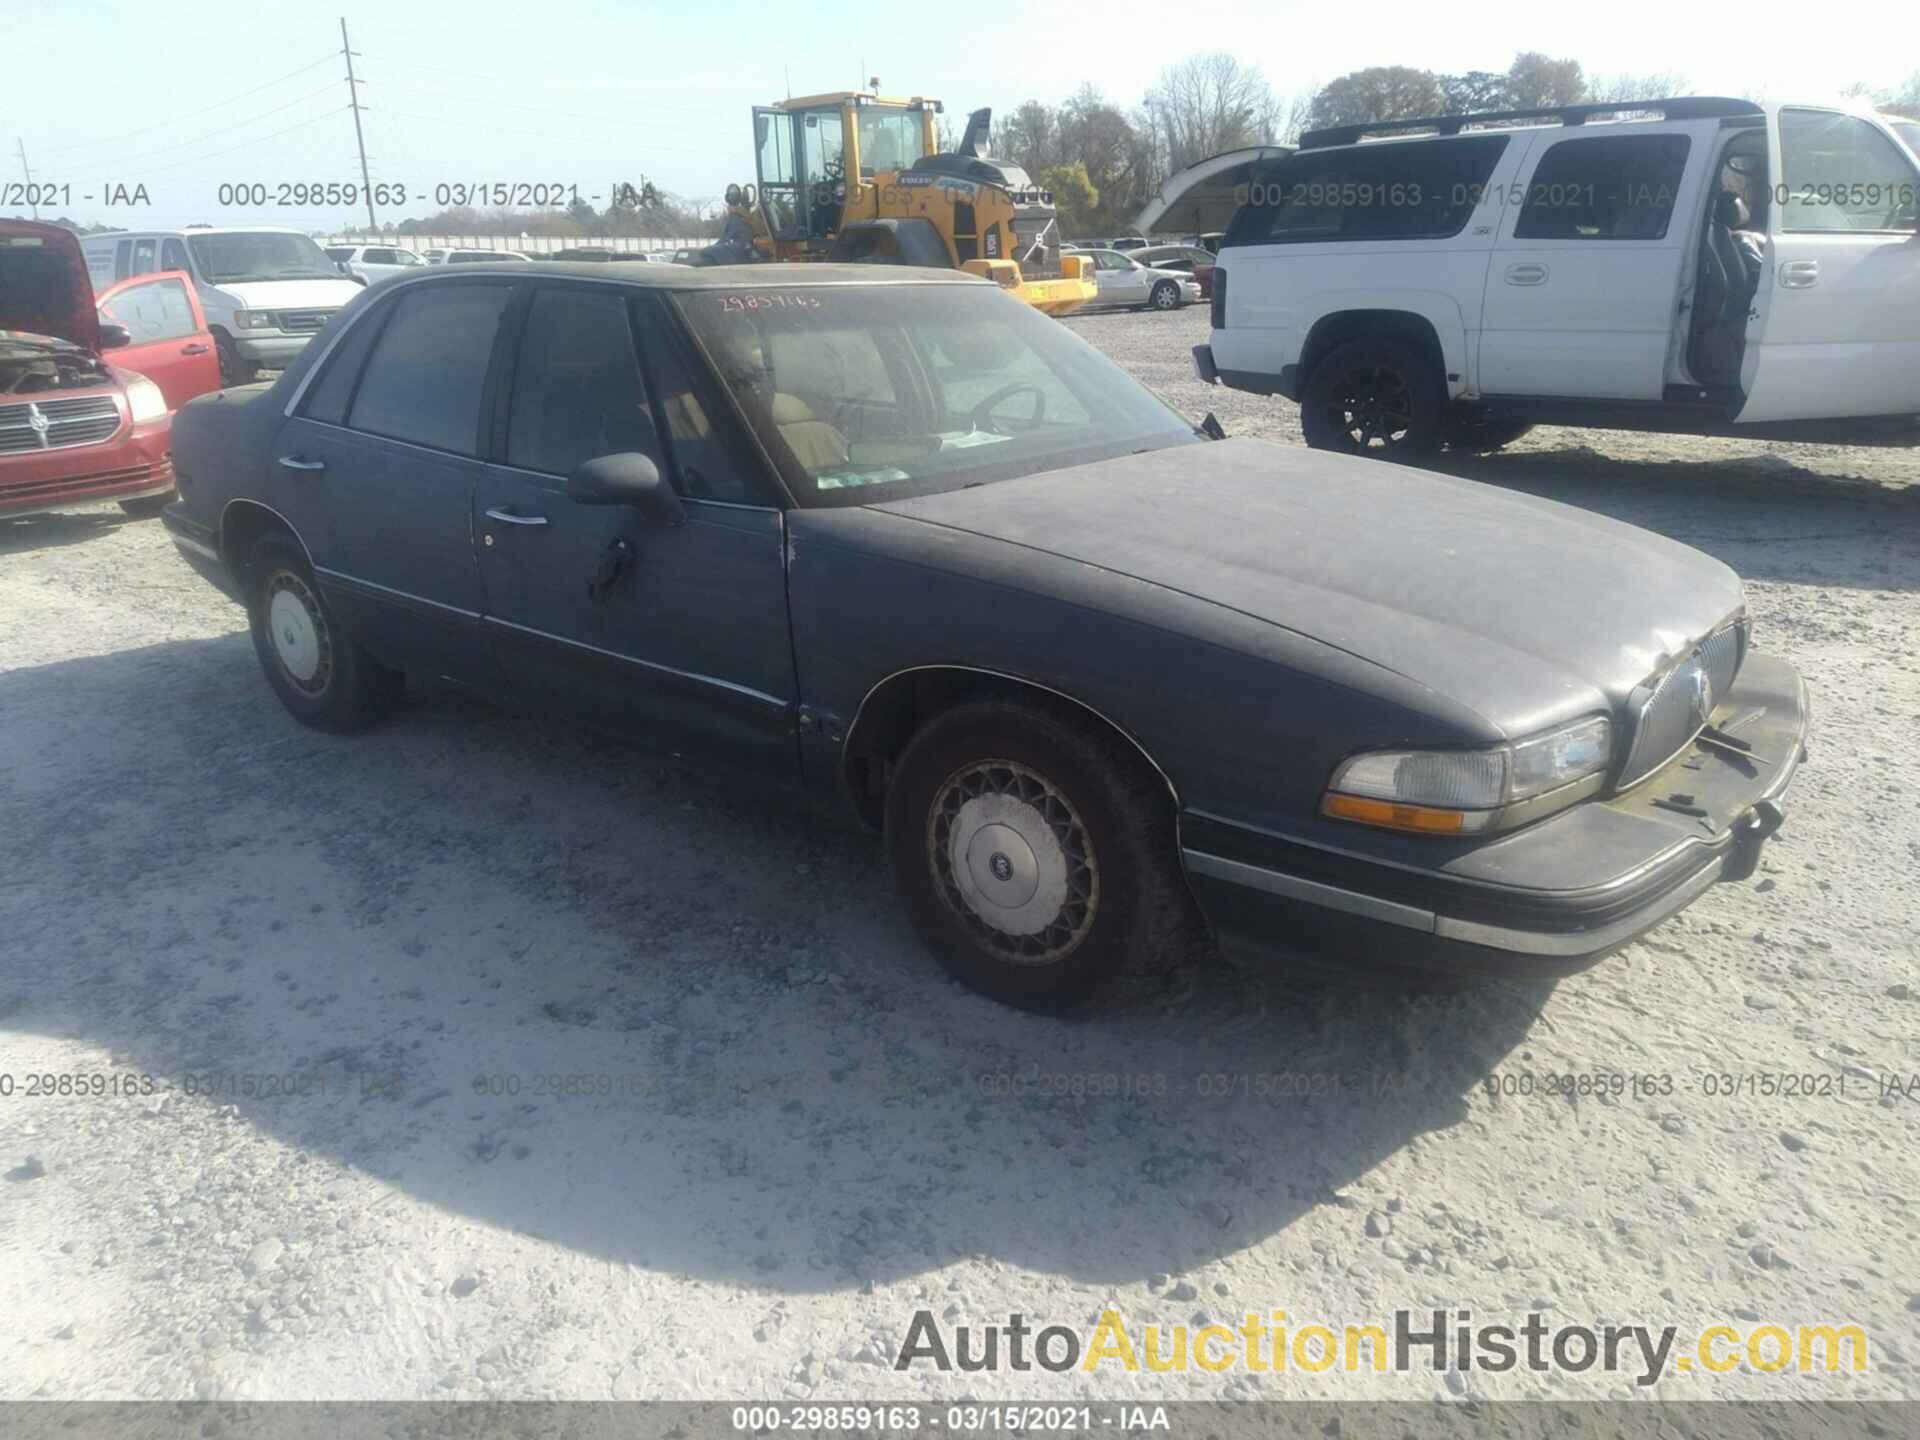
[2, 304, 1917, 1402]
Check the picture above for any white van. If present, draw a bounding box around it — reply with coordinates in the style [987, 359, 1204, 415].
[1197, 98, 1920, 453]
[81, 227, 363, 385]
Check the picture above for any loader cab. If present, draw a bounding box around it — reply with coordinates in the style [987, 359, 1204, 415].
[753, 93, 940, 248]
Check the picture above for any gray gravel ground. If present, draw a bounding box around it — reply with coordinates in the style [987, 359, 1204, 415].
[2, 304, 1917, 1401]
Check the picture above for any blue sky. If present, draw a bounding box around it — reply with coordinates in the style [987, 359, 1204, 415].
[9, 0, 1910, 231]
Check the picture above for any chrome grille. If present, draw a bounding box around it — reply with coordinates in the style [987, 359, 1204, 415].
[277, 309, 334, 333]
[1618, 619, 1748, 788]
[0, 394, 123, 453]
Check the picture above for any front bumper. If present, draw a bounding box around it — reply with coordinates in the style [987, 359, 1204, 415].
[0, 422, 174, 520]
[1183, 652, 1810, 978]
[232, 333, 318, 365]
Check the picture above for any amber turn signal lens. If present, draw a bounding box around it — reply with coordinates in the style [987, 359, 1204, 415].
[1321, 793, 1472, 835]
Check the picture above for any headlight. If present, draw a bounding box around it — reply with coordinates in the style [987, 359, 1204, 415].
[1322, 715, 1612, 837]
[124, 375, 168, 424]
[233, 310, 278, 330]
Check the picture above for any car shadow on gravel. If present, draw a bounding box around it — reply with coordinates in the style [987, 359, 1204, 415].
[2, 636, 1551, 1294]
[1422, 444, 1920, 592]
[0, 510, 147, 556]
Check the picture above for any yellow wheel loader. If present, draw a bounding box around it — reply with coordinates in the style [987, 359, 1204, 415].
[708, 92, 1095, 316]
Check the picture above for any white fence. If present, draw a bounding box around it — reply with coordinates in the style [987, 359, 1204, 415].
[324, 234, 708, 257]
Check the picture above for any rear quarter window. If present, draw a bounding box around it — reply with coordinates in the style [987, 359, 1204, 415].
[1224, 134, 1510, 246]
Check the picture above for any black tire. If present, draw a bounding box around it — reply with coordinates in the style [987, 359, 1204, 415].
[117, 491, 176, 518]
[1148, 280, 1180, 311]
[1299, 337, 1446, 457]
[1445, 411, 1534, 454]
[245, 535, 401, 732]
[213, 331, 257, 387]
[884, 700, 1189, 1010]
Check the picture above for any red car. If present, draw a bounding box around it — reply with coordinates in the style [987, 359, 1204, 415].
[2, 220, 220, 520]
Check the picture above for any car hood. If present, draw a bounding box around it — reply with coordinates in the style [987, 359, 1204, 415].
[0, 220, 100, 353]
[207, 277, 363, 309]
[868, 438, 1745, 735]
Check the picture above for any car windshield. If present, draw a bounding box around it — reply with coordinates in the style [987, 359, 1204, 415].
[1891, 118, 1920, 155]
[675, 282, 1201, 509]
[189, 231, 339, 282]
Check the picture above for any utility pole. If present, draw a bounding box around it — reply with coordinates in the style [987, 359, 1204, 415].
[341, 17, 377, 233]
[15, 139, 37, 220]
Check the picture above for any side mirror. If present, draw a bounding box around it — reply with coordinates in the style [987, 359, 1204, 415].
[566, 452, 684, 525]
[98, 322, 131, 349]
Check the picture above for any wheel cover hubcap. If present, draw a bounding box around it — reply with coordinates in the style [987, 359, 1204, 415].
[1328, 365, 1413, 449]
[927, 760, 1099, 965]
[266, 573, 331, 693]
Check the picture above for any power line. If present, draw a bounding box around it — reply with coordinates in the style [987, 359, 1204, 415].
[384, 60, 735, 118]
[129, 108, 354, 178]
[374, 107, 740, 160]
[34, 53, 340, 156]
[375, 85, 734, 140]
[106, 83, 342, 168]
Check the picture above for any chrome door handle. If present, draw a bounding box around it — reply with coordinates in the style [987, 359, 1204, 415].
[1779, 259, 1819, 289]
[484, 507, 548, 527]
[1504, 263, 1549, 285]
[277, 455, 325, 472]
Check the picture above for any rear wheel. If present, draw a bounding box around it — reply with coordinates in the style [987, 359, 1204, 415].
[1300, 338, 1445, 457]
[246, 535, 401, 731]
[885, 701, 1189, 1010]
[1148, 280, 1180, 311]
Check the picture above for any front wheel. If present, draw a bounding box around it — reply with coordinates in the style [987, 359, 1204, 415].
[1300, 338, 1445, 457]
[1148, 280, 1180, 311]
[246, 536, 401, 731]
[884, 701, 1189, 1010]
[213, 331, 257, 387]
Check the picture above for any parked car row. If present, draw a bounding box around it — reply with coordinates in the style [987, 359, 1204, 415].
[4, 221, 218, 520]
[25, 93, 1905, 1014]
[148, 249, 1808, 1010]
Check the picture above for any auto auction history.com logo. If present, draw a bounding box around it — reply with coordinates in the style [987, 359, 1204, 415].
[894, 1309, 1869, 1386]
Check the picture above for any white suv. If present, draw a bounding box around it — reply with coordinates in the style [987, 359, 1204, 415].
[81, 227, 364, 385]
[1195, 99, 1920, 454]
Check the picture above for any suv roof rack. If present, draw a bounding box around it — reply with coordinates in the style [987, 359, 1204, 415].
[1297, 96, 1763, 150]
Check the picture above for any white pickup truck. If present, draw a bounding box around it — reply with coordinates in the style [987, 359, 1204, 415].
[1195, 98, 1920, 453]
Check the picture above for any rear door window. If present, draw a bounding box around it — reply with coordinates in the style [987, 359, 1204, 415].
[129, 237, 158, 276]
[1512, 134, 1692, 240]
[346, 283, 513, 455]
[1227, 135, 1509, 245]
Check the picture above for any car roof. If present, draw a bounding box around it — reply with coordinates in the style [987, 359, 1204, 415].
[386, 261, 987, 289]
[82, 225, 317, 239]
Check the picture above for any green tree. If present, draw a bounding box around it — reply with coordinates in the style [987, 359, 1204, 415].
[1037, 161, 1099, 233]
[1307, 67, 1445, 128]
[1505, 51, 1585, 109]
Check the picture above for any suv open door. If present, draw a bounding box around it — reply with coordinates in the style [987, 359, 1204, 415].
[1738, 107, 1920, 422]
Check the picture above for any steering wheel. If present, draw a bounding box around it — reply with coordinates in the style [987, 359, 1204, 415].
[970, 382, 1048, 435]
